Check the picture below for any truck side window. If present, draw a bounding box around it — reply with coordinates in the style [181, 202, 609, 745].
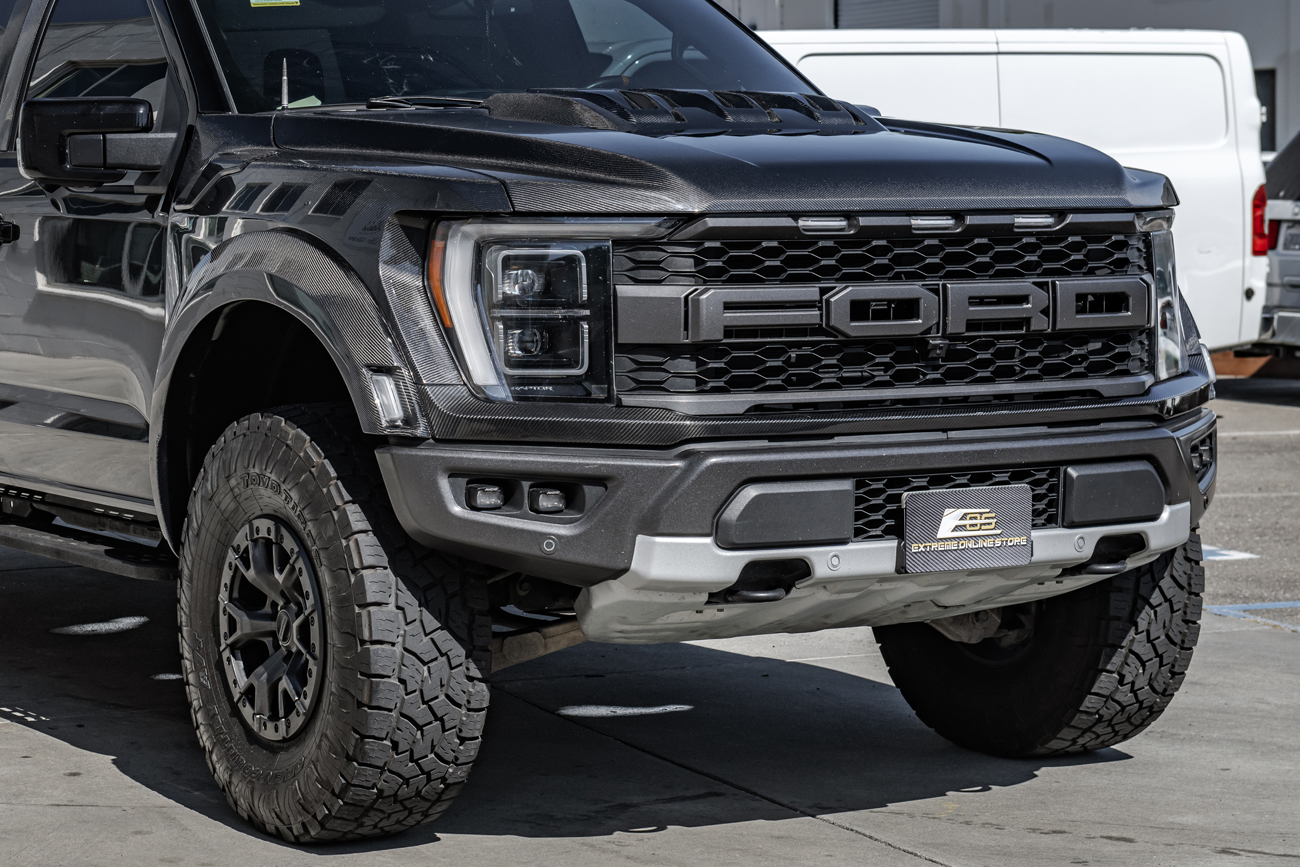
[26, 0, 168, 116]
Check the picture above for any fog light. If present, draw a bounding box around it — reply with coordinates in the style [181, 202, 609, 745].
[529, 487, 566, 514]
[467, 483, 505, 511]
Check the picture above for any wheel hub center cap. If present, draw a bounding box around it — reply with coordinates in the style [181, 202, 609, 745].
[275, 609, 294, 649]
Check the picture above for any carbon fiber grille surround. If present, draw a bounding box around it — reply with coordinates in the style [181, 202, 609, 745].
[616, 331, 1150, 395]
[614, 234, 1150, 284]
[855, 467, 1061, 541]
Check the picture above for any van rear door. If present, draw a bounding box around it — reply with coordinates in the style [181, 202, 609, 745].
[769, 29, 1263, 352]
[767, 31, 1000, 127]
[996, 33, 1255, 351]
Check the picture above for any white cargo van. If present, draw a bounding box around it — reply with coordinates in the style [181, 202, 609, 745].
[763, 29, 1268, 352]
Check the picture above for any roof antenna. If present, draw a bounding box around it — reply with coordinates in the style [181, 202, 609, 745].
[279, 58, 289, 109]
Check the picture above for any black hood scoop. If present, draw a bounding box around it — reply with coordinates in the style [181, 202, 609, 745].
[482, 89, 881, 136]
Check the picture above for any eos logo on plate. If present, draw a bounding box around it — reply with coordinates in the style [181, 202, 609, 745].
[936, 509, 1000, 539]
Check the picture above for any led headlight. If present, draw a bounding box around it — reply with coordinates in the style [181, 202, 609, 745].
[1151, 229, 1192, 381]
[429, 219, 667, 402]
[486, 246, 591, 378]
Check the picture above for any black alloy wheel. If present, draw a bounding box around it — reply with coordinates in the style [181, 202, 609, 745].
[219, 517, 324, 742]
[179, 405, 491, 843]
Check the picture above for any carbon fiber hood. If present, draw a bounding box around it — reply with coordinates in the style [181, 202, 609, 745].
[273, 108, 1177, 215]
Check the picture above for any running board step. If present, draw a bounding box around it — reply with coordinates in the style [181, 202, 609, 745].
[0, 518, 177, 581]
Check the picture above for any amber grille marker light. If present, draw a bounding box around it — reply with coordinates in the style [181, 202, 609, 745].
[428, 223, 453, 328]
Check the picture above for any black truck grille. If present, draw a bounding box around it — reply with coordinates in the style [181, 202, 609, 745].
[612, 232, 1153, 405]
[855, 467, 1061, 541]
[614, 234, 1149, 285]
[616, 331, 1149, 395]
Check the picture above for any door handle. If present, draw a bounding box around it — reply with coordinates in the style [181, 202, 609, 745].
[0, 217, 18, 245]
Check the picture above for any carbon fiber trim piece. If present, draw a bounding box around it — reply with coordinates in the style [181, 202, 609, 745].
[617, 376, 1153, 415]
[377, 215, 461, 385]
[188, 230, 428, 436]
[902, 485, 1033, 572]
[419, 355, 1211, 446]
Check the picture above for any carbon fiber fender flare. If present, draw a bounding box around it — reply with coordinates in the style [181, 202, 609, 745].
[152, 229, 427, 548]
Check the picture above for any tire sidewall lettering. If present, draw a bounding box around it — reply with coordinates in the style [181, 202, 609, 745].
[179, 408, 488, 841]
[237, 470, 310, 537]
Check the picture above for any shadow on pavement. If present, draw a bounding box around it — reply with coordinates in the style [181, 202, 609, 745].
[0, 559, 1127, 854]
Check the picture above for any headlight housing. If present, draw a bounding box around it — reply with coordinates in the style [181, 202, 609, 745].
[428, 219, 666, 401]
[1151, 228, 1193, 381]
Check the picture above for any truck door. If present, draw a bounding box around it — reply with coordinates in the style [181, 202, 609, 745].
[0, 0, 184, 508]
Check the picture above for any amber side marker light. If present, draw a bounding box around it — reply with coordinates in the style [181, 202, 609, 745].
[427, 222, 453, 327]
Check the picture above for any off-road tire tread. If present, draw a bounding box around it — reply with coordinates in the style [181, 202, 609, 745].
[1034, 533, 1203, 753]
[876, 533, 1204, 757]
[178, 404, 491, 843]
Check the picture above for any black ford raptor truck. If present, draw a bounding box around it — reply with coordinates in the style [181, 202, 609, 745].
[0, 0, 1215, 843]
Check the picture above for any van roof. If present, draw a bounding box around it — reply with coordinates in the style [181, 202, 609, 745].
[762, 29, 1239, 47]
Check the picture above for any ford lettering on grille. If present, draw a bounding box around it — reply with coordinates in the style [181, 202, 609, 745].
[615, 277, 1149, 343]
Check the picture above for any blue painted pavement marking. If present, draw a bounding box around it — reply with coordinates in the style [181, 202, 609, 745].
[1205, 602, 1300, 634]
[1209, 602, 1300, 611]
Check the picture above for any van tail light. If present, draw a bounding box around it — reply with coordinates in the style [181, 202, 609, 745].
[1253, 183, 1279, 255]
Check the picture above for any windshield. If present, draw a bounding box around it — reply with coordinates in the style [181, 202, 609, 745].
[192, 0, 812, 112]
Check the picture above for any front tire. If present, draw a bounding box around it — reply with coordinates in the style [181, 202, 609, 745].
[874, 534, 1204, 757]
[178, 405, 491, 842]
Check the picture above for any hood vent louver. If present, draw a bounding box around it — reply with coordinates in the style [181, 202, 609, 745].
[483, 89, 879, 136]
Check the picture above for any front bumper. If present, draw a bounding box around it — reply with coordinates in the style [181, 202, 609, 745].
[378, 397, 1216, 573]
[379, 398, 1214, 643]
[576, 502, 1190, 643]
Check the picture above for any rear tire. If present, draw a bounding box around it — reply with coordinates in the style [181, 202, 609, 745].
[178, 405, 491, 842]
[874, 534, 1204, 757]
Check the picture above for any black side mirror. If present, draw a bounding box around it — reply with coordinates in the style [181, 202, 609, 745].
[19, 97, 177, 187]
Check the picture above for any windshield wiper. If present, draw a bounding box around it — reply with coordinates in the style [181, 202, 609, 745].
[366, 95, 485, 109]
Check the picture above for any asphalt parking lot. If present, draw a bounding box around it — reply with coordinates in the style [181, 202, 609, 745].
[0, 378, 1297, 867]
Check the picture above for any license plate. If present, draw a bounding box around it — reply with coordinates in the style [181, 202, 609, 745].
[903, 484, 1033, 573]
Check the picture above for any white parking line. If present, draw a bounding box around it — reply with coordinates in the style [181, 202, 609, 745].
[1215, 492, 1300, 497]
[558, 704, 693, 718]
[1202, 546, 1261, 561]
[50, 616, 149, 636]
[0, 706, 50, 722]
[1218, 430, 1300, 437]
